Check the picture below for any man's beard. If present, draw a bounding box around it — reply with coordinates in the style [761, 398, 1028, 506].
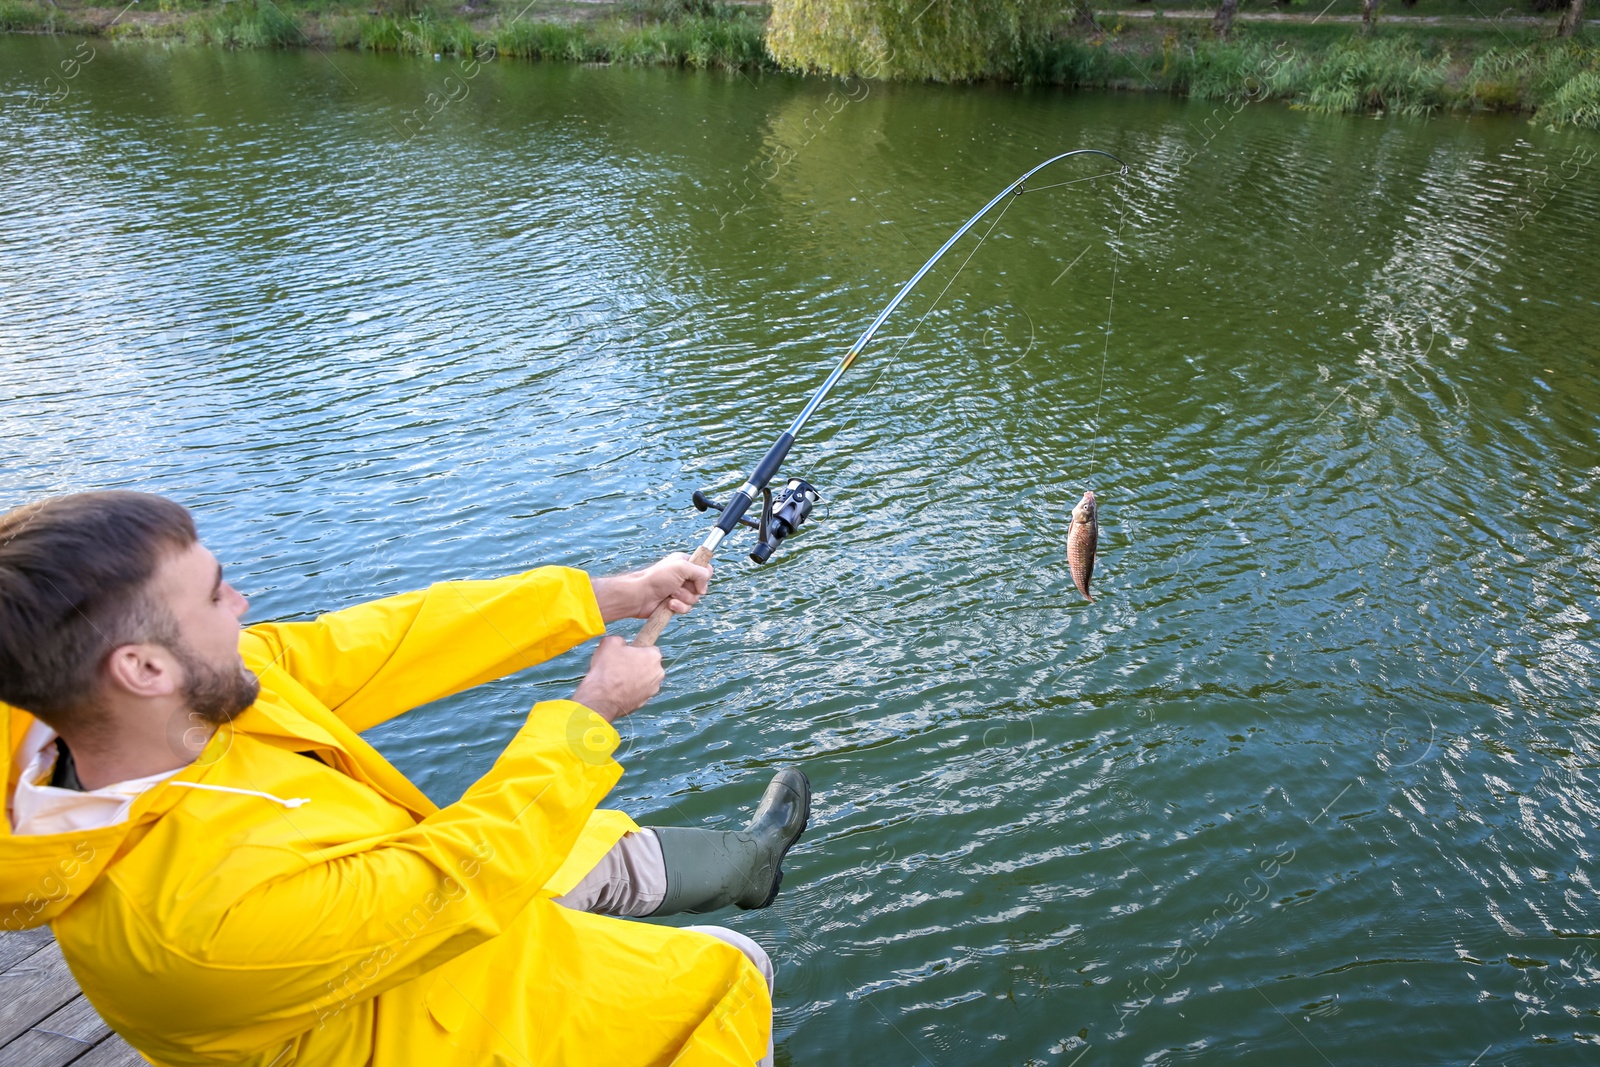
[173, 642, 260, 726]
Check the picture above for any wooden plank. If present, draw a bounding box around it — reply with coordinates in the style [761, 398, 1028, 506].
[0, 941, 81, 1047]
[63, 1036, 141, 1067]
[0, 934, 140, 1067]
[0, 931, 54, 974]
[0, 993, 110, 1067]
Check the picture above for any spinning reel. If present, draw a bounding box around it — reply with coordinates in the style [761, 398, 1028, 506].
[693, 478, 821, 565]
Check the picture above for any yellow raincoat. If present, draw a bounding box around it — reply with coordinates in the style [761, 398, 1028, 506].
[0, 567, 770, 1066]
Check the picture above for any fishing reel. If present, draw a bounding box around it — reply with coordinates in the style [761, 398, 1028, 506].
[693, 478, 821, 564]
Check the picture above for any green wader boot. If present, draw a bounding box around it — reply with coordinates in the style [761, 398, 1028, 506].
[647, 767, 811, 915]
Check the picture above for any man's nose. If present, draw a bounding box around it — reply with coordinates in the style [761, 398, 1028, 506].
[227, 584, 249, 618]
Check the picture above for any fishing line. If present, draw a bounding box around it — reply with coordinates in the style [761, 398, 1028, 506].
[1014, 169, 1126, 196]
[865, 164, 1119, 397]
[1086, 170, 1129, 487]
[864, 191, 1022, 397]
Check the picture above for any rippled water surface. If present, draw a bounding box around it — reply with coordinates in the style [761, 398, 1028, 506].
[4, 34, 1600, 1065]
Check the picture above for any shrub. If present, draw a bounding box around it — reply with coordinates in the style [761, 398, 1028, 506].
[494, 20, 588, 60]
[0, 0, 47, 30]
[357, 14, 409, 51]
[326, 14, 363, 48]
[1540, 69, 1600, 127]
[1301, 37, 1449, 115]
[201, 1, 303, 47]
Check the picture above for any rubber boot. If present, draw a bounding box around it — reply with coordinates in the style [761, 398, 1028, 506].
[646, 767, 811, 915]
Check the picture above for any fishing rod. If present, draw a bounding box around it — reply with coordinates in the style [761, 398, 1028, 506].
[633, 148, 1129, 647]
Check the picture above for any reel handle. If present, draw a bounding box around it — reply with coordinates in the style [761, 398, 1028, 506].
[631, 543, 716, 648]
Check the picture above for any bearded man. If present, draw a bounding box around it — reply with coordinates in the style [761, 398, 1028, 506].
[0, 490, 809, 1066]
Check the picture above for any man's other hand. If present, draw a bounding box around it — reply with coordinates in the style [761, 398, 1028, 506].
[591, 553, 713, 624]
[571, 636, 663, 722]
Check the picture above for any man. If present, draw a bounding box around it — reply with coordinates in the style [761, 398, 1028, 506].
[0, 490, 809, 1066]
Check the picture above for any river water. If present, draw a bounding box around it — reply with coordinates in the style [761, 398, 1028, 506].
[3, 33, 1599, 1066]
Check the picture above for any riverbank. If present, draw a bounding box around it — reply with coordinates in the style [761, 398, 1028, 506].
[0, 0, 772, 68]
[3, 0, 1597, 127]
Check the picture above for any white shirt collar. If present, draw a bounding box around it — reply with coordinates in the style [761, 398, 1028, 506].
[7, 721, 183, 837]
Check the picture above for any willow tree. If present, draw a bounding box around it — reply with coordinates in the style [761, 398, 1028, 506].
[767, 0, 1059, 80]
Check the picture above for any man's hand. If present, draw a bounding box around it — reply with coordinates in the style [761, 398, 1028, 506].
[591, 553, 713, 624]
[571, 636, 663, 723]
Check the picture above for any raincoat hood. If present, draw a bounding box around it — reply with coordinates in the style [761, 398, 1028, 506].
[3, 701, 168, 931]
[1, 690, 407, 933]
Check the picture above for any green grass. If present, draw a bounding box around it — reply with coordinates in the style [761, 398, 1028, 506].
[0, 0, 47, 29]
[1540, 67, 1600, 125]
[1014, 20, 1600, 121]
[196, 1, 305, 47]
[318, 5, 770, 66]
[0, 0, 97, 33]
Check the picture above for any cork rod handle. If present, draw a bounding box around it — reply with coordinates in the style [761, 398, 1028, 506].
[631, 543, 717, 648]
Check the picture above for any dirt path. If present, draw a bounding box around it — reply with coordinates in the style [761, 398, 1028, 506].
[1105, 7, 1595, 24]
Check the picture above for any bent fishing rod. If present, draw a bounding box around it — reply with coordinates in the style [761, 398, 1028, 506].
[633, 148, 1129, 647]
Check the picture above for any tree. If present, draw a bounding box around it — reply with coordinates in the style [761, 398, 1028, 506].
[1558, 0, 1585, 36]
[1213, 0, 1240, 39]
[766, 0, 1055, 80]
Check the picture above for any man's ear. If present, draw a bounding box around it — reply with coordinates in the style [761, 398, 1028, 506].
[102, 644, 180, 700]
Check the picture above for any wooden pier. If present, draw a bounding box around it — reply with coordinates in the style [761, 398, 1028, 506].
[0, 929, 140, 1067]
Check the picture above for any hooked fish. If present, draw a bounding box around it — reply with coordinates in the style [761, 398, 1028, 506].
[1067, 490, 1098, 603]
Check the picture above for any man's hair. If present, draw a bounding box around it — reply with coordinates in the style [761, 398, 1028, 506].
[0, 492, 197, 725]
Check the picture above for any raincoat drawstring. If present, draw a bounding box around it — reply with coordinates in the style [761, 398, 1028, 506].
[167, 781, 310, 808]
